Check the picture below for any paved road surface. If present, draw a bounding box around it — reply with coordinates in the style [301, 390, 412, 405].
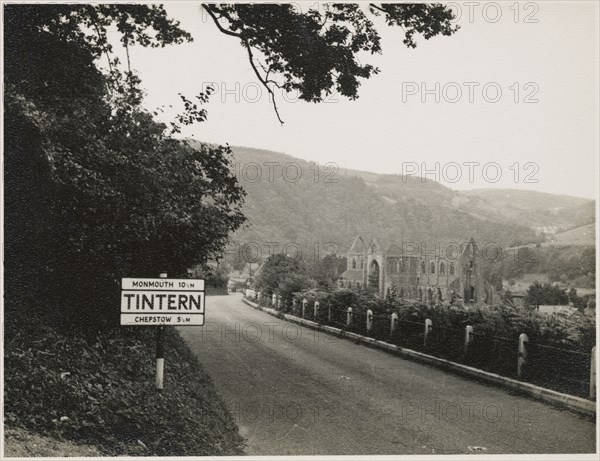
[178, 294, 596, 456]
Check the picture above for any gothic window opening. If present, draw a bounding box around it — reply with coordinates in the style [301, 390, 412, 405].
[464, 285, 476, 302]
[368, 260, 380, 290]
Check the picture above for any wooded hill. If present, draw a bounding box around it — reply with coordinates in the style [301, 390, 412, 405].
[216, 145, 594, 266]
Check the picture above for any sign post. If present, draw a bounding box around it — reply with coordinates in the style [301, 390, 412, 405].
[121, 274, 205, 391]
[156, 273, 167, 392]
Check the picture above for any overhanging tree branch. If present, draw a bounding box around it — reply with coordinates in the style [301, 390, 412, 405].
[202, 4, 242, 39]
[244, 45, 284, 125]
[203, 4, 284, 125]
[369, 3, 388, 14]
[202, 3, 457, 124]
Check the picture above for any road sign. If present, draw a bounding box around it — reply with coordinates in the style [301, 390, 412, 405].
[121, 277, 205, 326]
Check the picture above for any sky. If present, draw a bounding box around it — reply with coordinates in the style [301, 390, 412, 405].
[118, 1, 599, 199]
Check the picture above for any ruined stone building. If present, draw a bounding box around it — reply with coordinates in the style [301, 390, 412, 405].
[338, 235, 495, 304]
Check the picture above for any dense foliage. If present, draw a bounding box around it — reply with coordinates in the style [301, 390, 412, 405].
[308, 254, 348, 291]
[525, 282, 569, 308]
[253, 254, 315, 305]
[252, 252, 347, 302]
[265, 288, 595, 353]
[4, 310, 244, 455]
[4, 5, 246, 327]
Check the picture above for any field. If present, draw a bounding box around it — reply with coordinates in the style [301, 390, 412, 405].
[545, 223, 596, 247]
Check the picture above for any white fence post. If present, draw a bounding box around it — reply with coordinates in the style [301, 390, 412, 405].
[464, 325, 474, 354]
[366, 309, 373, 333]
[518, 333, 529, 379]
[424, 319, 433, 347]
[346, 307, 353, 327]
[590, 345, 596, 400]
[302, 299, 307, 319]
[391, 313, 398, 336]
[272, 293, 277, 307]
[314, 301, 320, 320]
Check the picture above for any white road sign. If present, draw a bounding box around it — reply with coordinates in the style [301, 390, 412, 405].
[121, 277, 205, 326]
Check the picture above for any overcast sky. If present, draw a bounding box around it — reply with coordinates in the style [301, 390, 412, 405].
[121, 1, 599, 199]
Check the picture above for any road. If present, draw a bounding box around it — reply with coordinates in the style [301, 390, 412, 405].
[178, 294, 596, 456]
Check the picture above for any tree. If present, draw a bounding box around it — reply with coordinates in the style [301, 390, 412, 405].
[4, 5, 245, 327]
[525, 282, 569, 309]
[202, 3, 458, 123]
[308, 254, 347, 291]
[254, 254, 315, 304]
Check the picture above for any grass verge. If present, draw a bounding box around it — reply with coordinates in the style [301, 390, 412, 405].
[4, 310, 245, 456]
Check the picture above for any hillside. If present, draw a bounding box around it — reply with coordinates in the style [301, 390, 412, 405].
[459, 189, 595, 231]
[493, 244, 596, 289]
[206, 144, 595, 267]
[223, 146, 532, 260]
[545, 223, 596, 246]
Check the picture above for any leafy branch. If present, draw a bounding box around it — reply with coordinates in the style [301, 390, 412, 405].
[202, 3, 458, 123]
[203, 4, 285, 125]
